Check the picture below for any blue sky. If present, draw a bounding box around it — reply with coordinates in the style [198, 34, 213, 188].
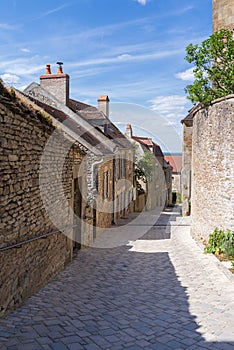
[0, 0, 212, 152]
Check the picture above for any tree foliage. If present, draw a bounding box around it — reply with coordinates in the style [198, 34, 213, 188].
[185, 29, 234, 104]
[135, 151, 155, 184]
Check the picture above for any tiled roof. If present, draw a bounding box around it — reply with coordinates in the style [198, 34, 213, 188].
[132, 136, 164, 157]
[68, 99, 105, 120]
[105, 121, 133, 149]
[132, 136, 155, 147]
[164, 155, 182, 173]
[24, 95, 112, 154]
[69, 98, 133, 150]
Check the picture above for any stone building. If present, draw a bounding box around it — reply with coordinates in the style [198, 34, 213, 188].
[0, 81, 91, 317]
[213, 0, 234, 32]
[67, 94, 135, 223]
[24, 64, 135, 229]
[164, 154, 182, 203]
[0, 65, 135, 317]
[181, 95, 234, 241]
[125, 123, 172, 210]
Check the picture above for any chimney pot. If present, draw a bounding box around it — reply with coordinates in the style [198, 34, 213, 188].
[56, 61, 64, 74]
[57, 66, 63, 74]
[45, 64, 51, 74]
[40, 63, 70, 105]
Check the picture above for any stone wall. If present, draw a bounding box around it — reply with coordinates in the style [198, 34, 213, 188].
[213, 0, 234, 32]
[191, 95, 234, 241]
[181, 123, 193, 216]
[172, 174, 181, 197]
[95, 157, 114, 232]
[114, 150, 135, 219]
[0, 88, 85, 317]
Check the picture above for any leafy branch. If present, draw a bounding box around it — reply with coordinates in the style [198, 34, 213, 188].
[185, 29, 234, 104]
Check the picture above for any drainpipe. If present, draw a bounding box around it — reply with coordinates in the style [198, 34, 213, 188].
[91, 156, 104, 187]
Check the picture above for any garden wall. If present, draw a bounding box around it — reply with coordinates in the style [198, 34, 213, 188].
[191, 95, 234, 241]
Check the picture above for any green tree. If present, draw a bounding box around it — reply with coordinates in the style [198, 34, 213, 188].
[185, 29, 234, 104]
[135, 151, 155, 183]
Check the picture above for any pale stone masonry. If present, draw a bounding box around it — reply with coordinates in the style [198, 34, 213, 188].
[191, 96, 234, 241]
[0, 84, 86, 317]
[125, 123, 172, 210]
[181, 0, 234, 232]
[181, 116, 193, 216]
[24, 64, 135, 226]
[182, 95, 234, 242]
[0, 65, 136, 317]
[213, 0, 234, 32]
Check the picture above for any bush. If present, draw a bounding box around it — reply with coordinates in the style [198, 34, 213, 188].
[204, 228, 234, 258]
[204, 228, 226, 254]
[222, 230, 234, 259]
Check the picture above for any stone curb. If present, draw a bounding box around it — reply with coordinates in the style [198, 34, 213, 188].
[195, 239, 234, 282]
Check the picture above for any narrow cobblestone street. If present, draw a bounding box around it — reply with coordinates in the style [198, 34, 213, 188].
[1, 207, 234, 350]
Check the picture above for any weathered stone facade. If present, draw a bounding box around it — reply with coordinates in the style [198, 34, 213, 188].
[125, 124, 171, 210]
[164, 155, 182, 203]
[181, 122, 193, 216]
[24, 66, 135, 228]
[183, 95, 234, 242]
[95, 157, 114, 231]
[0, 86, 86, 317]
[213, 0, 234, 32]
[0, 65, 136, 317]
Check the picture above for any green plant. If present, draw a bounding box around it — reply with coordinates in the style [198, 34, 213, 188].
[134, 150, 155, 192]
[204, 228, 226, 254]
[205, 228, 234, 258]
[185, 29, 234, 104]
[223, 230, 234, 259]
[9, 87, 16, 100]
[176, 192, 182, 204]
[137, 151, 155, 182]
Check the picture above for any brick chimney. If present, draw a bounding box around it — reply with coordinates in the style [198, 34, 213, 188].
[98, 95, 109, 117]
[125, 123, 133, 138]
[40, 63, 70, 105]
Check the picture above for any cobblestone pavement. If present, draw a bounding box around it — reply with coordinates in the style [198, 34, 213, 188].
[1, 207, 234, 350]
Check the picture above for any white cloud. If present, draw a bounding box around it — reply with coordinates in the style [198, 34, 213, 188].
[68, 48, 183, 69]
[135, 0, 148, 5]
[18, 85, 28, 91]
[117, 54, 132, 61]
[175, 67, 194, 81]
[0, 58, 44, 76]
[162, 121, 177, 127]
[20, 48, 31, 53]
[149, 95, 187, 119]
[0, 73, 20, 85]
